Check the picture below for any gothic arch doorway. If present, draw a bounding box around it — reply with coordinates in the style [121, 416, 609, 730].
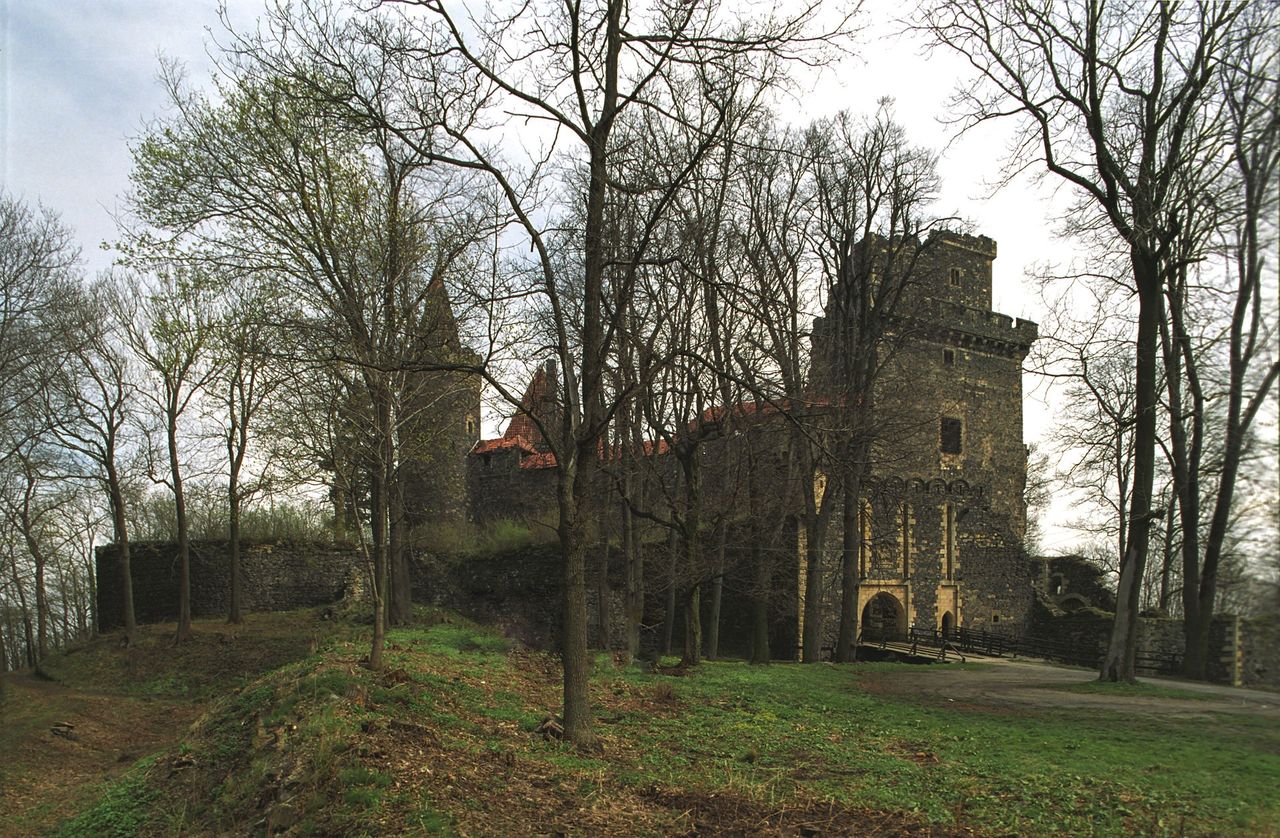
[941, 610, 955, 639]
[861, 593, 906, 642]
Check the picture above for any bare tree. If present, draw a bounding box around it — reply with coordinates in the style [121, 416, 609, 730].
[46, 277, 141, 645]
[129, 51, 486, 667]
[732, 119, 813, 662]
[922, 0, 1246, 682]
[210, 277, 287, 624]
[1034, 283, 1139, 570]
[229, 0, 850, 742]
[121, 269, 218, 643]
[802, 104, 941, 662]
[1160, 12, 1280, 677]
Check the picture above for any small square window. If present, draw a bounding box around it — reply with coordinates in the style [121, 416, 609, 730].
[940, 417, 962, 454]
[950, 268, 961, 286]
[992, 614, 1000, 623]
[943, 349, 955, 366]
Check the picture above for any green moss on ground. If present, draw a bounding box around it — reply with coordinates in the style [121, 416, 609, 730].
[60, 621, 1280, 837]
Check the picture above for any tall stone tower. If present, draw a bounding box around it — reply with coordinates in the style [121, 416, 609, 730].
[805, 230, 1039, 642]
[812, 230, 1037, 535]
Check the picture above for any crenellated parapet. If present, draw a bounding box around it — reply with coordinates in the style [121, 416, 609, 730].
[907, 299, 1038, 358]
[926, 229, 997, 259]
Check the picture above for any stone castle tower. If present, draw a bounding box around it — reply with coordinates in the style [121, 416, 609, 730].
[807, 230, 1038, 642]
[811, 230, 1037, 532]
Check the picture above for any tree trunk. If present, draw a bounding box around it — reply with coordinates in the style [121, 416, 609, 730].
[332, 486, 347, 542]
[367, 384, 393, 671]
[661, 531, 676, 656]
[85, 536, 98, 637]
[228, 468, 243, 625]
[705, 521, 726, 660]
[228, 381, 248, 625]
[389, 470, 412, 626]
[368, 476, 387, 671]
[1157, 494, 1176, 614]
[682, 584, 701, 666]
[1101, 255, 1161, 683]
[19, 495, 48, 662]
[623, 498, 641, 660]
[170, 409, 193, 644]
[106, 462, 136, 645]
[748, 452, 771, 664]
[835, 484, 859, 662]
[559, 475, 594, 747]
[596, 540, 610, 649]
[801, 501, 832, 663]
[678, 451, 702, 667]
[7, 547, 35, 667]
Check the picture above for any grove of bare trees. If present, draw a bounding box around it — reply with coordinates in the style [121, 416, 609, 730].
[2, 0, 1274, 749]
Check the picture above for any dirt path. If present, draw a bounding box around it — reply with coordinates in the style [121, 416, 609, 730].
[0, 672, 201, 836]
[859, 655, 1280, 719]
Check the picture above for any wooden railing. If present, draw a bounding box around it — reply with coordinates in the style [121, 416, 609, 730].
[849, 623, 1184, 676]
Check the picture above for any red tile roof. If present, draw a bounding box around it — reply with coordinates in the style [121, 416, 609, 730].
[502, 366, 552, 445]
[518, 452, 558, 470]
[473, 436, 537, 456]
[473, 394, 834, 472]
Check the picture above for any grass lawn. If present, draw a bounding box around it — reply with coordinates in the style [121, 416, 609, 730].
[53, 618, 1280, 836]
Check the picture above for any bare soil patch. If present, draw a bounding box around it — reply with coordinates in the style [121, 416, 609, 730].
[0, 673, 199, 836]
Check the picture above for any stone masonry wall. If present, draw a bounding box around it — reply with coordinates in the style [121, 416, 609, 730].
[811, 231, 1037, 536]
[94, 537, 1278, 686]
[95, 540, 355, 630]
[807, 477, 1034, 652]
[1027, 604, 1254, 683]
[1240, 614, 1280, 688]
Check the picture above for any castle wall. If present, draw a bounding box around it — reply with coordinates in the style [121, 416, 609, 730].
[873, 318, 1033, 532]
[909, 231, 996, 311]
[809, 477, 1034, 650]
[1241, 615, 1280, 688]
[95, 540, 354, 630]
[811, 231, 1036, 535]
[94, 537, 1277, 686]
[1026, 606, 1245, 682]
[467, 448, 560, 527]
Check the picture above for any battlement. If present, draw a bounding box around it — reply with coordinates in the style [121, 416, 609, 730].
[928, 229, 998, 259]
[925, 300, 1038, 349]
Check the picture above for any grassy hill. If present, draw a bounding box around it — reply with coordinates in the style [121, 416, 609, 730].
[3, 611, 1278, 836]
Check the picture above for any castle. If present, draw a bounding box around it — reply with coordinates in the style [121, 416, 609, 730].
[462, 231, 1040, 656]
[95, 231, 1041, 660]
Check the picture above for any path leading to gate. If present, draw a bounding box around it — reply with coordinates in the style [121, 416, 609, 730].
[856, 654, 1280, 719]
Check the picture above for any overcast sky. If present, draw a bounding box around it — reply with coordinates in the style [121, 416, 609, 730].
[1, 1, 1088, 550]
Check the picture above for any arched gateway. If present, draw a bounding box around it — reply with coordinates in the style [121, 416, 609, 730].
[861, 592, 907, 642]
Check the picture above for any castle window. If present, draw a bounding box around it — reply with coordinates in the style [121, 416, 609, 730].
[950, 268, 961, 286]
[482, 453, 491, 468]
[943, 348, 955, 366]
[466, 416, 477, 436]
[940, 417, 962, 454]
[992, 613, 1000, 624]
